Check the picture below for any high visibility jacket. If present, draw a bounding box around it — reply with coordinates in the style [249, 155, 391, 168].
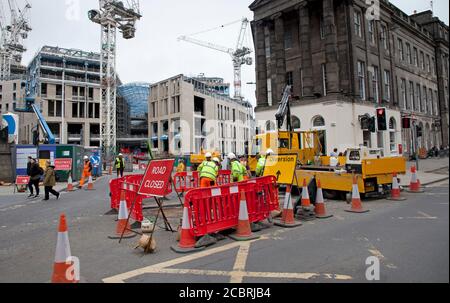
[198, 161, 218, 181]
[255, 156, 266, 177]
[115, 158, 124, 169]
[83, 161, 92, 176]
[231, 160, 244, 182]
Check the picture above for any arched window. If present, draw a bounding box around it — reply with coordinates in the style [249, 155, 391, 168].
[389, 117, 397, 130]
[389, 117, 397, 152]
[291, 116, 301, 130]
[312, 116, 325, 128]
[265, 120, 276, 131]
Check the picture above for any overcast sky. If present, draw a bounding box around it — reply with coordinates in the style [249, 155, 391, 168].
[3, 0, 449, 106]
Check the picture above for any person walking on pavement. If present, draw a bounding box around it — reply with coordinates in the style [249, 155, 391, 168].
[255, 149, 274, 177]
[115, 153, 125, 178]
[27, 157, 42, 198]
[43, 160, 60, 201]
[79, 156, 93, 188]
[229, 153, 245, 182]
[197, 152, 219, 188]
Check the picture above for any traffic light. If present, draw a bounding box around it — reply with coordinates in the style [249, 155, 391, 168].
[376, 107, 387, 131]
[416, 125, 423, 138]
[369, 117, 376, 133]
[402, 117, 411, 129]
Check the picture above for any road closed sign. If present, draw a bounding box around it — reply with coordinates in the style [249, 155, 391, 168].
[138, 159, 175, 197]
[263, 154, 298, 185]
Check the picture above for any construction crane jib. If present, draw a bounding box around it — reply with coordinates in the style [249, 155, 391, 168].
[0, 0, 32, 81]
[178, 17, 253, 100]
[88, 0, 142, 160]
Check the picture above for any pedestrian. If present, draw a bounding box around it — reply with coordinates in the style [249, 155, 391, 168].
[79, 156, 93, 188]
[330, 148, 339, 157]
[197, 152, 218, 188]
[43, 160, 60, 201]
[115, 153, 125, 178]
[229, 153, 244, 183]
[27, 157, 42, 198]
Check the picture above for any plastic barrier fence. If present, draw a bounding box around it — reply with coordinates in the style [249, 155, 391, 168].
[174, 170, 232, 193]
[184, 176, 279, 238]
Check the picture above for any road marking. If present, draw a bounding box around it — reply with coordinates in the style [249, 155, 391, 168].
[417, 211, 437, 219]
[0, 204, 25, 212]
[334, 215, 345, 221]
[103, 229, 352, 283]
[367, 244, 397, 269]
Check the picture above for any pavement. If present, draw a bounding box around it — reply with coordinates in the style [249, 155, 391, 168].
[0, 163, 448, 283]
[401, 157, 449, 187]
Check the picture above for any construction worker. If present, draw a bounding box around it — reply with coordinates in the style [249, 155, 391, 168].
[115, 153, 125, 178]
[255, 149, 274, 177]
[197, 152, 218, 188]
[79, 156, 93, 188]
[229, 153, 244, 182]
[240, 156, 250, 180]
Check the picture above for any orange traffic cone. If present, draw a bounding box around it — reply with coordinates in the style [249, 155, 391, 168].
[86, 176, 94, 190]
[67, 175, 74, 192]
[315, 179, 333, 219]
[407, 166, 425, 193]
[108, 187, 136, 239]
[229, 191, 260, 241]
[274, 185, 302, 228]
[171, 206, 204, 253]
[301, 179, 313, 209]
[51, 214, 79, 283]
[345, 175, 369, 213]
[387, 172, 407, 201]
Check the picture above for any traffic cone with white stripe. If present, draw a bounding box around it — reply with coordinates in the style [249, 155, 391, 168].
[301, 179, 313, 210]
[51, 214, 79, 283]
[345, 175, 369, 213]
[315, 179, 333, 219]
[108, 186, 136, 239]
[86, 176, 94, 190]
[229, 191, 260, 241]
[387, 172, 407, 201]
[407, 166, 425, 193]
[275, 185, 302, 228]
[171, 206, 204, 253]
[67, 175, 74, 192]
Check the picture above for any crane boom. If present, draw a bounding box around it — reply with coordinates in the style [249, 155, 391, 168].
[275, 85, 293, 131]
[178, 36, 233, 56]
[236, 18, 249, 50]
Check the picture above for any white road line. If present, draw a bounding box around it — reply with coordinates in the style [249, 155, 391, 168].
[417, 211, 437, 219]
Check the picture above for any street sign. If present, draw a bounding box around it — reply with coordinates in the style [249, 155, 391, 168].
[54, 159, 73, 171]
[16, 176, 30, 185]
[263, 154, 298, 185]
[138, 159, 175, 197]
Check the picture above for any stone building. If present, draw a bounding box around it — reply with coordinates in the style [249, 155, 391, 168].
[249, 0, 449, 156]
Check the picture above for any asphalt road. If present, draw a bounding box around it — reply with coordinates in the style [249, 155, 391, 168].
[0, 176, 448, 283]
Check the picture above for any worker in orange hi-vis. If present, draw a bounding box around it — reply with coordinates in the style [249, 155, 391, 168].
[78, 156, 93, 189]
[197, 152, 219, 188]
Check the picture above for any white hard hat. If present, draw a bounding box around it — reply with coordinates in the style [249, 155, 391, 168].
[205, 152, 212, 158]
[119, 153, 123, 156]
[266, 149, 274, 155]
[84, 156, 89, 160]
[212, 157, 220, 163]
[227, 152, 236, 160]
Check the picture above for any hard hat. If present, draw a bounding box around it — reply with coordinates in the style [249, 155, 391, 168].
[212, 157, 220, 163]
[119, 153, 123, 156]
[205, 152, 212, 158]
[84, 156, 89, 160]
[266, 149, 274, 155]
[228, 152, 236, 160]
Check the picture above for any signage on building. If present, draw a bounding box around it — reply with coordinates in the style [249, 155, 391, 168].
[138, 159, 175, 197]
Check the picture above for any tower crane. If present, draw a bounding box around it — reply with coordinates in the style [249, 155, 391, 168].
[178, 18, 253, 100]
[0, 0, 32, 81]
[88, 0, 142, 159]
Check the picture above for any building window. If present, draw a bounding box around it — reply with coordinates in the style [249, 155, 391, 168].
[429, 88, 433, 115]
[321, 64, 327, 96]
[267, 79, 272, 106]
[400, 79, 407, 110]
[426, 54, 431, 73]
[94, 103, 100, 119]
[406, 43, 412, 64]
[432, 57, 436, 75]
[420, 51, 425, 70]
[398, 38, 404, 61]
[409, 81, 415, 111]
[48, 100, 55, 117]
[422, 86, 427, 113]
[357, 61, 366, 100]
[284, 30, 293, 49]
[416, 84, 421, 112]
[56, 101, 62, 117]
[372, 66, 379, 103]
[354, 11, 362, 38]
[368, 20, 375, 44]
[312, 116, 325, 128]
[389, 118, 397, 152]
[380, 25, 388, 49]
[413, 47, 418, 66]
[434, 90, 439, 116]
[383, 70, 391, 101]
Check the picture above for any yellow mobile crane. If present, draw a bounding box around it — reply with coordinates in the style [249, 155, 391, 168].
[252, 85, 406, 199]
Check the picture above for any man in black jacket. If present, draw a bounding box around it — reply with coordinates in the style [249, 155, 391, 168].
[27, 157, 42, 198]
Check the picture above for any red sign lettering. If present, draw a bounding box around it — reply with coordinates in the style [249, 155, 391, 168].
[138, 159, 174, 197]
[54, 159, 73, 171]
[16, 176, 30, 185]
